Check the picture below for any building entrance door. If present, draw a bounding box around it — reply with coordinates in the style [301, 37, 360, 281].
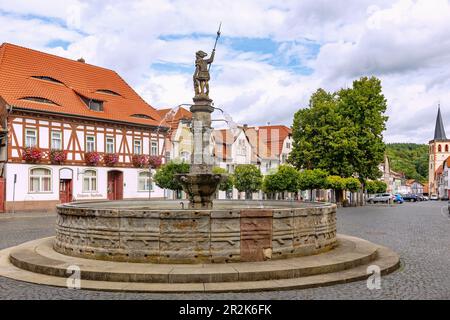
[59, 179, 73, 203]
[107, 171, 123, 200]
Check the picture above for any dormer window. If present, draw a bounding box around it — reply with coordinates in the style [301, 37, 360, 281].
[19, 96, 59, 106]
[88, 100, 103, 111]
[96, 89, 121, 96]
[80, 96, 104, 111]
[131, 114, 152, 120]
[31, 76, 64, 85]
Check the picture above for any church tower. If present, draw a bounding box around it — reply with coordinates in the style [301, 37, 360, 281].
[428, 106, 450, 194]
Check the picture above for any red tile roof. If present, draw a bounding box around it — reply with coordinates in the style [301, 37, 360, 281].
[213, 129, 236, 161]
[0, 43, 165, 128]
[157, 107, 192, 133]
[244, 125, 291, 159]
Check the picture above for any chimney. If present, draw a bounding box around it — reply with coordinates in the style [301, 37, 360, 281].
[77, 57, 85, 63]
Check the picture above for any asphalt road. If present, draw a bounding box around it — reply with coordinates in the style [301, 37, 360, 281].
[0, 201, 449, 300]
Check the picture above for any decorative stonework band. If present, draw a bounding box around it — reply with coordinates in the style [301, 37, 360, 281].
[54, 200, 337, 264]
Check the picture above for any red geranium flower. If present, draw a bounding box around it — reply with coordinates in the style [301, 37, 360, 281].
[49, 149, 67, 165]
[104, 153, 119, 166]
[85, 151, 100, 166]
[22, 147, 43, 163]
[131, 154, 148, 168]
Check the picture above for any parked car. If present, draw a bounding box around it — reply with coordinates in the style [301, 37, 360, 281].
[430, 194, 439, 200]
[394, 194, 404, 204]
[367, 193, 393, 204]
[402, 194, 418, 202]
[417, 195, 428, 201]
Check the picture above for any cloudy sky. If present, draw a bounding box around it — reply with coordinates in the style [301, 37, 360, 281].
[1, 0, 449, 143]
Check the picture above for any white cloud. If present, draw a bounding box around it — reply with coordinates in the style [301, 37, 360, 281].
[1, 0, 450, 143]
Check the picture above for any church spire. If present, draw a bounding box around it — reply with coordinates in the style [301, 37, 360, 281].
[434, 105, 447, 140]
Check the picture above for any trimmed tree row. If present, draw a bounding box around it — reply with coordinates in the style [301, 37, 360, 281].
[153, 161, 386, 204]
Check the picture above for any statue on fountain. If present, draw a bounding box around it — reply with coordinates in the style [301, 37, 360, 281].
[193, 49, 215, 98]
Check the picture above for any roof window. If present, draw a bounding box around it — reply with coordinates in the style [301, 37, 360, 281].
[19, 96, 60, 106]
[80, 96, 104, 111]
[96, 89, 121, 96]
[31, 76, 64, 85]
[131, 114, 153, 120]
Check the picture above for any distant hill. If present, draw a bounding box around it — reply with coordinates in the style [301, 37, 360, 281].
[385, 143, 428, 183]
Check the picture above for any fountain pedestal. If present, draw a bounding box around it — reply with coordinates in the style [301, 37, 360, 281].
[176, 95, 226, 209]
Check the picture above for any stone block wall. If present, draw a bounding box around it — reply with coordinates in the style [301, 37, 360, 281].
[54, 201, 337, 263]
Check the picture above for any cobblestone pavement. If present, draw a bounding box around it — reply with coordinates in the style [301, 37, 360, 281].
[0, 201, 449, 300]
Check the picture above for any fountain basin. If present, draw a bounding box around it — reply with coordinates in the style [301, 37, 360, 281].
[176, 173, 227, 209]
[54, 200, 337, 264]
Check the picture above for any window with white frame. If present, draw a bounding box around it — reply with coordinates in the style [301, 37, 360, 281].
[286, 142, 291, 149]
[138, 171, 152, 191]
[25, 129, 37, 148]
[86, 135, 95, 152]
[51, 131, 62, 150]
[106, 137, 115, 153]
[29, 168, 51, 193]
[83, 170, 97, 192]
[151, 141, 158, 156]
[134, 139, 142, 154]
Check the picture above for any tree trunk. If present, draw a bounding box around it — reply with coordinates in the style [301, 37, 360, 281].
[335, 189, 343, 205]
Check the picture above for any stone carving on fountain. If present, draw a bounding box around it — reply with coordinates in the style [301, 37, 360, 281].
[176, 48, 227, 209]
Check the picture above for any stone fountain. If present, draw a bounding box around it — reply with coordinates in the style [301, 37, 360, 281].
[0, 45, 399, 293]
[48, 49, 339, 264]
[175, 48, 226, 209]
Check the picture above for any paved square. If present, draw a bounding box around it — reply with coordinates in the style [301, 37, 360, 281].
[0, 201, 449, 299]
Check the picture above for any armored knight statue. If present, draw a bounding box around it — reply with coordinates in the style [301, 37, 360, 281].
[193, 49, 215, 97]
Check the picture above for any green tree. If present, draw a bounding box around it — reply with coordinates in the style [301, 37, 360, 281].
[374, 180, 387, 193]
[325, 175, 345, 203]
[263, 165, 300, 197]
[365, 180, 377, 194]
[343, 177, 361, 193]
[289, 89, 355, 177]
[262, 173, 279, 196]
[154, 161, 190, 191]
[289, 77, 388, 205]
[298, 169, 328, 200]
[233, 164, 263, 199]
[212, 167, 233, 191]
[386, 143, 429, 182]
[337, 77, 388, 184]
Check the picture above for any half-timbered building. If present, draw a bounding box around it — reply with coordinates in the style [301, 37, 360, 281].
[0, 43, 168, 212]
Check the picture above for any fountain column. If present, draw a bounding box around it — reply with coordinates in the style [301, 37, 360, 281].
[190, 96, 214, 174]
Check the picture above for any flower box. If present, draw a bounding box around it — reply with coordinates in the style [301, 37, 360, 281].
[132, 154, 148, 168]
[22, 147, 43, 163]
[148, 155, 162, 169]
[85, 151, 100, 166]
[104, 153, 119, 166]
[49, 149, 67, 165]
